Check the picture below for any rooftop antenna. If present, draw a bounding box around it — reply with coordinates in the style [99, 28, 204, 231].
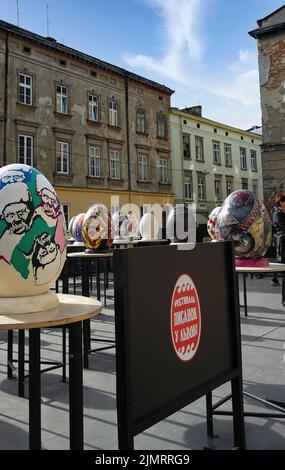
[46, 3, 50, 36]
[16, 0, 20, 26]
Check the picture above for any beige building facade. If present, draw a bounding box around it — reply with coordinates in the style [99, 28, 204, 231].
[170, 107, 263, 230]
[249, 6, 285, 209]
[0, 20, 174, 224]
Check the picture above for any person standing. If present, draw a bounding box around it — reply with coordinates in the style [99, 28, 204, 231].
[272, 193, 285, 303]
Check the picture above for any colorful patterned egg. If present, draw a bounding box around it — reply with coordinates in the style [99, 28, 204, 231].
[82, 204, 114, 250]
[216, 190, 272, 258]
[112, 211, 129, 240]
[71, 213, 85, 242]
[207, 206, 222, 240]
[0, 163, 66, 297]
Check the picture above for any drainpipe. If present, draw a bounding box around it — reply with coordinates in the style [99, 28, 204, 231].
[124, 74, 131, 203]
[3, 31, 9, 166]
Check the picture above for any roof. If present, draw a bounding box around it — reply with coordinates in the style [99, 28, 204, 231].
[171, 108, 263, 139]
[0, 19, 174, 95]
[249, 21, 285, 39]
[257, 5, 285, 25]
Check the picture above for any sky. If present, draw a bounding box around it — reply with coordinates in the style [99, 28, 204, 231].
[0, 0, 284, 130]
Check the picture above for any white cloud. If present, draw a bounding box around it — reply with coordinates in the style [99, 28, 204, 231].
[123, 0, 261, 128]
[123, 0, 207, 84]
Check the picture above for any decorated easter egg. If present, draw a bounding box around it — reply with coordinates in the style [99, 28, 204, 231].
[216, 190, 272, 258]
[0, 163, 66, 298]
[112, 211, 129, 241]
[82, 204, 114, 251]
[139, 212, 159, 240]
[71, 213, 85, 242]
[207, 206, 222, 240]
[166, 205, 196, 243]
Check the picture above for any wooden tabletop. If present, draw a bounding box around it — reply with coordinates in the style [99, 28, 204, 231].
[67, 251, 113, 258]
[0, 294, 102, 330]
[236, 262, 285, 273]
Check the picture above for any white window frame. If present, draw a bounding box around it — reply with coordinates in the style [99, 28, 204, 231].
[89, 146, 101, 177]
[158, 158, 169, 183]
[61, 203, 69, 228]
[157, 114, 166, 138]
[214, 179, 222, 201]
[184, 181, 193, 200]
[136, 108, 146, 133]
[213, 141, 221, 165]
[251, 150, 257, 172]
[195, 136, 204, 161]
[183, 133, 191, 158]
[109, 100, 118, 126]
[56, 85, 68, 114]
[56, 141, 70, 174]
[224, 143, 232, 167]
[18, 134, 34, 166]
[137, 154, 148, 182]
[240, 148, 247, 170]
[242, 178, 248, 190]
[88, 94, 99, 122]
[19, 73, 32, 105]
[110, 150, 121, 180]
[197, 174, 206, 201]
[226, 180, 233, 196]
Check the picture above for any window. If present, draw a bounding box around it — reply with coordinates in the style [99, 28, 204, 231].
[137, 155, 148, 181]
[89, 146, 101, 177]
[56, 85, 68, 114]
[18, 135, 33, 166]
[56, 141, 70, 174]
[19, 73, 32, 105]
[195, 136, 204, 161]
[110, 150, 121, 179]
[251, 150, 257, 172]
[109, 100, 118, 126]
[197, 174, 206, 201]
[240, 148, 247, 170]
[224, 144, 232, 167]
[61, 204, 69, 228]
[214, 179, 222, 202]
[242, 178, 248, 190]
[158, 158, 169, 183]
[184, 171, 193, 200]
[183, 133, 191, 158]
[88, 94, 99, 122]
[213, 141, 221, 165]
[157, 114, 166, 138]
[136, 108, 146, 133]
[226, 179, 233, 196]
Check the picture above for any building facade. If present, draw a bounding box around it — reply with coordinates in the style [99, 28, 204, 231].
[170, 107, 263, 232]
[249, 5, 285, 209]
[0, 20, 174, 224]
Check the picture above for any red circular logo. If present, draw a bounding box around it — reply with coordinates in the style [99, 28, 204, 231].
[170, 274, 201, 362]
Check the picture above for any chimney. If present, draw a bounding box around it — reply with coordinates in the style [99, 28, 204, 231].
[180, 105, 202, 117]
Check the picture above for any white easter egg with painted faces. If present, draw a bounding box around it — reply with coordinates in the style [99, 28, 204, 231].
[0, 164, 67, 297]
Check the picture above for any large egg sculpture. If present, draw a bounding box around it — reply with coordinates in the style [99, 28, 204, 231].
[207, 206, 222, 240]
[166, 205, 196, 244]
[216, 190, 272, 259]
[0, 163, 66, 312]
[71, 212, 85, 243]
[139, 212, 159, 240]
[112, 211, 129, 241]
[82, 204, 114, 251]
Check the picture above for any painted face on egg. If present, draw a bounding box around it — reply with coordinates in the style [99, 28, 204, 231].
[0, 163, 66, 296]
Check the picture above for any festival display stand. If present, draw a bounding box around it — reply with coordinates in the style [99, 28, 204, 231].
[114, 241, 245, 450]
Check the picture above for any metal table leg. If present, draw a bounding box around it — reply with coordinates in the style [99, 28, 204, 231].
[69, 322, 84, 450]
[29, 328, 41, 450]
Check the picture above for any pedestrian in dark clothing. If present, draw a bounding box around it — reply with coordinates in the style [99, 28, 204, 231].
[272, 193, 285, 303]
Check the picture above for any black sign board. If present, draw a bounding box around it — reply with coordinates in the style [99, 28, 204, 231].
[114, 241, 245, 449]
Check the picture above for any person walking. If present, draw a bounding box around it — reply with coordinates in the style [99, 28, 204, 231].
[272, 193, 285, 302]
